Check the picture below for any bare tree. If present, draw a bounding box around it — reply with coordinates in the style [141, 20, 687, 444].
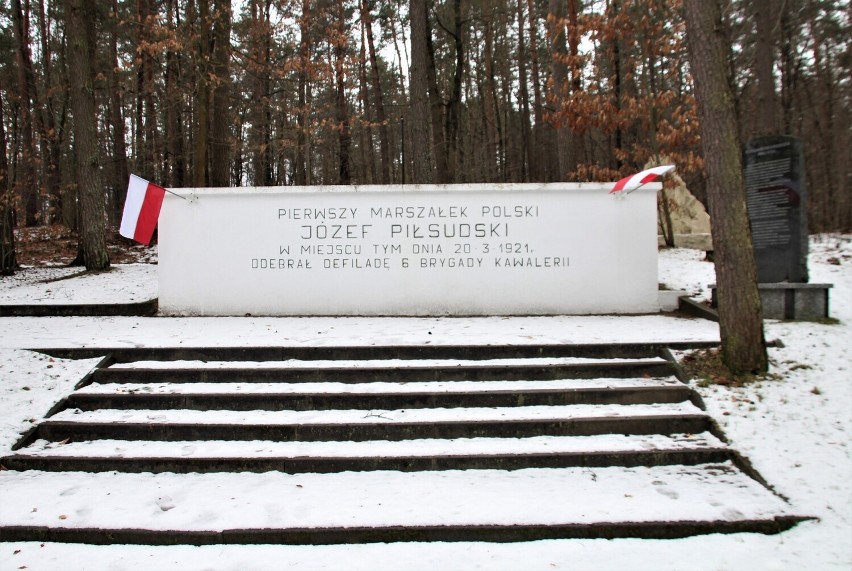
[66, 0, 110, 270]
[0, 89, 16, 275]
[684, 0, 767, 374]
[408, 0, 433, 183]
[210, 0, 232, 187]
[11, 0, 40, 226]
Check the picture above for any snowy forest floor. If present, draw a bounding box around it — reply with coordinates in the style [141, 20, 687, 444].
[0, 234, 849, 570]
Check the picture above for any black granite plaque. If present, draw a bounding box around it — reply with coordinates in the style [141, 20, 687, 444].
[744, 136, 808, 283]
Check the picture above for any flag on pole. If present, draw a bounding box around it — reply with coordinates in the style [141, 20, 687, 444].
[120, 174, 166, 245]
[610, 165, 676, 194]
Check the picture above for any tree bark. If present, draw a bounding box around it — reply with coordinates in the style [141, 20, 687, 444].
[66, 0, 110, 271]
[35, 0, 61, 224]
[482, 12, 500, 182]
[334, 0, 351, 185]
[425, 11, 449, 184]
[108, 0, 131, 218]
[526, 0, 543, 181]
[684, 0, 767, 375]
[0, 89, 16, 275]
[548, 0, 571, 180]
[210, 0, 232, 186]
[445, 0, 465, 182]
[295, 0, 311, 186]
[408, 0, 433, 183]
[517, 0, 531, 181]
[361, 0, 391, 184]
[192, 0, 211, 186]
[754, 0, 780, 138]
[11, 0, 40, 226]
[136, 0, 159, 179]
[165, 0, 186, 188]
[357, 25, 376, 184]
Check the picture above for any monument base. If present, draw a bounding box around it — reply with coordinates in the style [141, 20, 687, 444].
[710, 283, 833, 321]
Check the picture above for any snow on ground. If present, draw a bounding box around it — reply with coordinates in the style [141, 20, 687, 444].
[0, 263, 157, 305]
[0, 235, 850, 570]
[0, 351, 103, 453]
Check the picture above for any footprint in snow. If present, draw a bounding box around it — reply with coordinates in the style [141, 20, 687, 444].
[157, 496, 176, 512]
[652, 480, 680, 500]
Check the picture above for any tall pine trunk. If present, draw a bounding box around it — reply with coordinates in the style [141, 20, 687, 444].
[408, 0, 433, 184]
[67, 0, 110, 271]
[0, 90, 16, 275]
[754, 0, 780, 138]
[210, 0, 232, 187]
[192, 0, 211, 186]
[684, 0, 767, 375]
[334, 0, 351, 185]
[11, 0, 40, 226]
[548, 0, 571, 180]
[482, 14, 500, 182]
[445, 0, 465, 182]
[361, 0, 391, 184]
[517, 0, 531, 181]
[426, 17, 449, 184]
[108, 0, 130, 220]
[526, 0, 544, 181]
[35, 0, 61, 225]
[165, 0, 186, 188]
[295, 0, 311, 186]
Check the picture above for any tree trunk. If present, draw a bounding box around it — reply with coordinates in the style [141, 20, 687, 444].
[334, 0, 351, 185]
[11, 0, 40, 226]
[295, 0, 311, 186]
[164, 0, 186, 188]
[566, 0, 581, 171]
[482, 13, 500, 182]
[754, 0, 780, 138]
[408, 0, 433, 183]
[683, 0, 767, 375]
[548, 0, 571, 180]
[357, 25, 376, 184]
[611, 0, 624, 172]
[136, 0, 159, 179]
[67, 0, 110, 271]
[361, 0, 391, 184]
[445, 0, 465, 182]
[0, 89, 16, 275]
[193, 0, 211, 186]
[35, 0, 61, 225]
[210, 0, 232, 186]
[108, 0, 130, 219]
[425, 12, 449, 184]
[248, 0, 273, 186]
[517, 0, 531, 181]
[526, 0, 543, 181]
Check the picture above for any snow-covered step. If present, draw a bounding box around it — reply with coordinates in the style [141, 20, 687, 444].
[107, 357, 669, 369]
[47, 402, 705, 425]
[68, 377, 692, 411]
[91, 358, 676, 384]
[77, 377, 685, 394]
[0, 463, 801, 544]
[2, 433, 731, 473]
[44, 342, 689, 364]
[33, 402, 712, 443]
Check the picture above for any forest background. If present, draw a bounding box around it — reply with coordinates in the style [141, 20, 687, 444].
[0, 0, 849, 269]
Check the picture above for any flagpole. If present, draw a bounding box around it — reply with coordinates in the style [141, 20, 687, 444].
[164, 188, 191, 202]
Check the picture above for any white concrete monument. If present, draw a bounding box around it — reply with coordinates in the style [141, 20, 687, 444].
[158, 183, 660, 316]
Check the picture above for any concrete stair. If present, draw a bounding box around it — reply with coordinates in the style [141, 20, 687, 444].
[0, 343, 803, 545]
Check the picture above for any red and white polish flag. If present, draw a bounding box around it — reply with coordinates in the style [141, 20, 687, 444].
[610, 165, 676, 194]
[120, 174, 166, 245]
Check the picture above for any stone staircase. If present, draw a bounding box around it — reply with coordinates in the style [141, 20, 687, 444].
[0, 343, 803, 545]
